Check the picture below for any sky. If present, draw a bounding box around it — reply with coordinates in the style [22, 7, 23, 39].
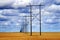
[0, 0, 60, 32]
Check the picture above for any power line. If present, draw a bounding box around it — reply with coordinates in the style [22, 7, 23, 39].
[19, 4, 44, 36]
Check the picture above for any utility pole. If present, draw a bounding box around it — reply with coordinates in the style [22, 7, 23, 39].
[29, 4, 44, 36]
[30, 4, 32, 36]
[39, 4, 41, 36]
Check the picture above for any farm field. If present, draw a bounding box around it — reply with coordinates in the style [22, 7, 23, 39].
[0, 32, 60, 40]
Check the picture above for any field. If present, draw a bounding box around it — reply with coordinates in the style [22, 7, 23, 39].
[0, 32, 60, 40]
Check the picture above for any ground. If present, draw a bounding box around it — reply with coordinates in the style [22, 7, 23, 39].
[0, 32, 60, 40]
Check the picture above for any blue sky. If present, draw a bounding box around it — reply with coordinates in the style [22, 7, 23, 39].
[0, 0, 60, 32]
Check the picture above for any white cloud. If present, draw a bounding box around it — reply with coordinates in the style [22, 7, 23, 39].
[3, 9, 19, 13]
[54, 0, 60, 5]
[44, 18, 59, 24]
[31, 0, 53, 6]
[41, 9, 51, 16]
[18, 13, 30, 17]
[32, 9, 39, 14]
[0, 0, 32, 8]
[1, 9, 20, 16]
[12, 0, 31, 8]
[45, 19, 54, 23]
[45, 4, 60, 13]
[4, 22, 9, 25]
[0, 0, 14, 7]
[31, 0, 43, 5]
[41, 5, 60, 24]
[0, 0, 54, 8]
[16, 23, 20, 26]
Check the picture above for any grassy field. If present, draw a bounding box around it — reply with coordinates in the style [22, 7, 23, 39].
[0, 32, 60, 40]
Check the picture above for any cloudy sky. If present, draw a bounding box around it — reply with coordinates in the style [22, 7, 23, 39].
[0, 0, 60, 32]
